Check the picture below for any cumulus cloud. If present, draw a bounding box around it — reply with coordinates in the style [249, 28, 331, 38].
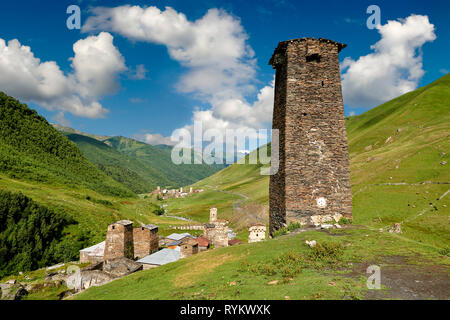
[134, 132, 176, 146]
[341, 14, 436, 109]
[83, 5, 273, 144]
[0, 32, 126, 119]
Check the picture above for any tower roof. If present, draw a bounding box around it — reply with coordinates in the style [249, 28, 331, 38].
[112, 220, 133, 226]
[269, 37, 347, 66]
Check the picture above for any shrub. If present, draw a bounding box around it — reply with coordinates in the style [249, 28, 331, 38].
[153, 208, 165, 216]
[308, 242, 344, 261]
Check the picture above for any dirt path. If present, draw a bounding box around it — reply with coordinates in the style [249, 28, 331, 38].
[347, 255, 450, 300]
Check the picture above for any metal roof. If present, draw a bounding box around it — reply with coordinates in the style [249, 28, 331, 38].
[141, 224, 158, 230]
[166, 233, 194, 241]
[79, 241, 105, 256]
[112, 220, 133, 226]
[167, 240, 182, 247]
[137, 248, 180, 266]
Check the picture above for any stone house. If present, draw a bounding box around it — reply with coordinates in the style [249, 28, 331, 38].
[179, 237, 199, 258]
[248, 224, 266, 243]
[195, 236, 210, 251]
[203, 208, 229, 248]
[133, 224, 159, 259]
[79, 241, 105, 263]
[137, 247, 180, 270]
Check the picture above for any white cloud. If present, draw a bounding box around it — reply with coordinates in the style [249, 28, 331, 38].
[341, 14, 436, 109]
[134, 132, 176, 146]
[52, 111, 71, 127]
[84, 5, 273, 147]
[0, 32, 126, 118]
[129, 64, 148, 80]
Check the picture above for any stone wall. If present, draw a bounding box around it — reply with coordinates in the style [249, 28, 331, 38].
[104, 220, 134, 260]
[180, 238, 199, 258]
[133, 224, 159, 259]
[269, 38, 352, 234]
[79, 251, 103, 264]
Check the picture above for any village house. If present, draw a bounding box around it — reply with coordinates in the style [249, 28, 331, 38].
[195, 236, 210, 251]
[79, 241, 105, 264]
[137, 247, 180, 270]
[203, 208, 229, 248]
[104, 220, 134, 260]
[164, 232, 195, 246]
[248, 223, 266, 243]
[179, 237, 199, 258]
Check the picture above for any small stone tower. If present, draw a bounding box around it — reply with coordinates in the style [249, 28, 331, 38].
[269, 38, 352, 235]
[133, 224, 159, 258]
[104, 220, 134, 260]
[209, 207, 217, 223]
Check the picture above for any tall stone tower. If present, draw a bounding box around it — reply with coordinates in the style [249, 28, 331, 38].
[104, 220, 134, 260]
[269, 38, 352, 235]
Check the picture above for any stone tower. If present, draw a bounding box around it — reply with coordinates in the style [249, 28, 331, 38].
[209, 207, 217, 223]
[269, 38, 352, 235]
[133, 224, 159, 259]
[104, 220, 134, 260]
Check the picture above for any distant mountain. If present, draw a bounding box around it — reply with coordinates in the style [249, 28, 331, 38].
[52, 125, 227, 191]
[0, 92, 134, 197]
[104, 136, 226, 188]
[51, 124, 111, 141]
[64, 133, 173, 193]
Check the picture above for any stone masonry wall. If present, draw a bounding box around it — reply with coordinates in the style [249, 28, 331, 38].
[104, 220, 134, 260]
[269, 38, 352, 234]
[133, 226, 159, 259]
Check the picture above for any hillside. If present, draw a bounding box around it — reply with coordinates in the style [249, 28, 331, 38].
[0, 92, 134, 197]
[64, 133, 172, 193]
[73, 75, 449, 301]
[104, 136, 226, 188]
[192, 74, 450, 246]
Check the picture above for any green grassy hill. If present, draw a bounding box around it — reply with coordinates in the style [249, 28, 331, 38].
[0, 92, 134, 198]
[64, 133, 172, 193]
[73, 75, 449, 300]
[104, 136, 226, 188]
[191, 74, 450, 246]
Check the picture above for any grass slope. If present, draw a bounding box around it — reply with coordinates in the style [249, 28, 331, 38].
[0, 92, 134, 198]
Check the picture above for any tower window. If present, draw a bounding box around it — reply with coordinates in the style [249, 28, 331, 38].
[322, 81, 324, 87]
[306, 53, 321, 62]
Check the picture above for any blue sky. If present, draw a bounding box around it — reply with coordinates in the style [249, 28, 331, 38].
[0, 0, 448, 144]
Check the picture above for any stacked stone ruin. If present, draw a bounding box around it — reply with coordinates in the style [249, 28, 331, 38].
[269, 37, 352, 235]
